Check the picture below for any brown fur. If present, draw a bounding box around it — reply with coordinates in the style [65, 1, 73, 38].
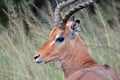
[34, 21, 120, 80]
[67, 65, 120, 80]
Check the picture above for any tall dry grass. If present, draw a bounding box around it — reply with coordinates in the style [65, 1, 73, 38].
[0, 0, 120, 80]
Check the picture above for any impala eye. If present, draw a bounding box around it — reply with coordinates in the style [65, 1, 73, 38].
[55, 37, 64, 42]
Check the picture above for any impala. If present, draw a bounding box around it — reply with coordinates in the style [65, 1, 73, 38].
[34, 0, 120, 80]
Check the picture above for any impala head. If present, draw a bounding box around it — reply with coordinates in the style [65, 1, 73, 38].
[34, 0, 96, 64]
[34, 16, 81, 64]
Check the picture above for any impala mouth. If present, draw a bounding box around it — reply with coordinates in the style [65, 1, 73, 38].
[34, 58, 46, 64]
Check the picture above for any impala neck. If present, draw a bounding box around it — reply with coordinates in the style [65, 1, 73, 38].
[61, 36, 98, 78]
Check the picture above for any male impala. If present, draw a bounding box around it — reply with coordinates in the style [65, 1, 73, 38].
[34, 0, 120, 80]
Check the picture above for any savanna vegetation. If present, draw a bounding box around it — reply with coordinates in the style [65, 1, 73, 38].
[0, 0, 120, 80]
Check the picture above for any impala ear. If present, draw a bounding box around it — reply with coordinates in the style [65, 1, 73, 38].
[69, 19, 81, 40]
[72, 20, 81, 31]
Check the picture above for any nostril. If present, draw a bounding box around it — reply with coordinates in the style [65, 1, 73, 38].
[34, 55, 40, 60]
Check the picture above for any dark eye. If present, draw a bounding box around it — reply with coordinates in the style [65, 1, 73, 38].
[55, 37, 64, 42]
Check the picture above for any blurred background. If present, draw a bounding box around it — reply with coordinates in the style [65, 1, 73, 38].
[0, 0, 120, 80]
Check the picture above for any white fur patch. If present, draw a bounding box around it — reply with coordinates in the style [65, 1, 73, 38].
[34, 58, 46, 64]
[50, 35, 60, 46]
[50, 41, 55, 46]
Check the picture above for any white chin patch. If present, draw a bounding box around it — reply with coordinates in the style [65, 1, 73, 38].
[34, 58, 46, 64]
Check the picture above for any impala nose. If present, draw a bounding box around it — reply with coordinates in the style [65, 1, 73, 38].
[34, 55, 46, 64]
[34, 55, 40, 60]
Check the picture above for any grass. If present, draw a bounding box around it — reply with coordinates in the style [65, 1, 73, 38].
[0, 0, 120, 80]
